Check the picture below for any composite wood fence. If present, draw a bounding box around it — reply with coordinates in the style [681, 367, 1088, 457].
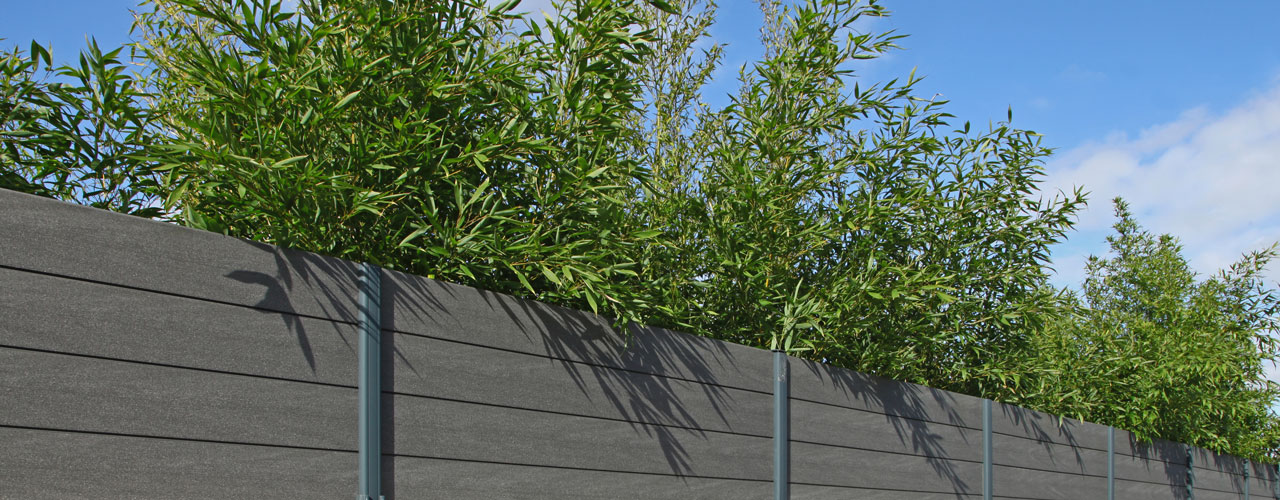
[0, 186, 1275, 499]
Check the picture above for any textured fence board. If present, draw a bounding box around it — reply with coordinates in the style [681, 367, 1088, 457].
[1114, 452, 1189, 487]
[1196, 468, 1245, 496]
[1114, 478, 1188, 500]
[385, 394, 772, 480]
[0, 347, 357, 450]
[0, 427, 356, 499]
[789, 397, 982, 462]
[792, 489, 981, 500]
[0, 189, 360, 323]
[385, 456, 771, 500]
[790, 441, 981, 493]
[991, 432, 1109, 478]
[383, 330, 773, 436]
[788, 357, 983, 431]
[0, 267, 358, 385]
[382, 268, 773, 393]
[991, 466, 1108, 500]
[991, 401, 1112, 453]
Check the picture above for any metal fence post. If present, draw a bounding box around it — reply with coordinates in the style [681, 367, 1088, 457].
[357, 263, 383, 500]
[1246, 459, 1251, 500]
[1107, 426, 1115, 500]
[1186, 445, 1195, 500]
[773, 350, 790, 500]
[983, 399, 992, 500]
[772, 350, 790, 500]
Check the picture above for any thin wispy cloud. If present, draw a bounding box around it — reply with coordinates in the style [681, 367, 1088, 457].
[1044, 78, 1280, 287]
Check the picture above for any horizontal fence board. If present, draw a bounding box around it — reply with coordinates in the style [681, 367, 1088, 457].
[1117, 431, 1189, 464]
[0, 427, 356, 499]
[384, 331, 772, 436]
[0, 188, 360, 322]
[0, 348, 357, 451]
[0, 267, 358, 385]
[1115, 478, 1189, 500]
[789, 397, 982, 462]
[993, 432, 1108, 477]
[1247, 466, 1280, 495]
[1194, 447, 1247, 474]
[384, 455, 770, 499]
[1196, 468, 1245, 496]
[1114, 452, 1189, 487]
[992, 466, 1107, 500]
[791, 485, 981, 499]
[384, 394, 771, 480]
[787, 357, 983, 431]
[1195, 489, 1243, 500]
[789, 441, 981, 494]
[381, 268, 773, 393]
[990, 400, 1111, 453]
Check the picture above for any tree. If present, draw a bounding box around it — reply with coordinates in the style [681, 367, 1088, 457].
[627, 0, 1084, 398]
[128, 0, 670, 327]
[1023, 198, 1280, 460]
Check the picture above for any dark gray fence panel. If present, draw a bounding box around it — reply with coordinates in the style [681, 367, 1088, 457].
[1247, 464, 1280, 497]
[1115, 478, 1191, 500]
[381, 268, 773, 393]
[787, 357, 984, 431]
[1196, 467, 1246, 496]
[792, 486, 981, 499]
[991, 466, 1107, 500]
[1196, 490, 1244, 500]
[385, 456, 771, 499]
[992, 432, 1109, 478]
[0, 347, 358, 451]
[383, 330, 773, 436]
[0, 188, 360, 323]
[990, 401, 1112, 453]
[789, 397, 982, 462]
[789, 441, 982, 494]
[385, 394, 772, 480]
[1117, 431, 1190, 464]
[1114, 451, 1190, 487]
[0, 427, 356, 499]
[1195, 446, 1247, 473]
[0, 267, 358, 385]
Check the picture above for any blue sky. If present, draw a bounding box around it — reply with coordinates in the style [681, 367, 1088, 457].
[700, 1, 1280, 292]
[4, 0, 1278, 289]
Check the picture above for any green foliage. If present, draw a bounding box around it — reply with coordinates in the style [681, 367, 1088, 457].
[628, 0, 1084, 397]
[1023, 198, 1280, 460]
[0, 40, 162, 216]
[132, 0, 662, 325]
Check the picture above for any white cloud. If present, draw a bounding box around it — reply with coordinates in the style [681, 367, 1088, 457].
[1043, 80, 1280, 287]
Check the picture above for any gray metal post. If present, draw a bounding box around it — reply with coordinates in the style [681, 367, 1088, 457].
[1246, 459, 1251, 500]
[1186, 445, 1195, 500]
[1107, 426, 1115, 500]
[773, 350, 790, 500]
[358, 263, 383, 500]
[1273, 463, 1278, 499]
[983, 399, 992, 500]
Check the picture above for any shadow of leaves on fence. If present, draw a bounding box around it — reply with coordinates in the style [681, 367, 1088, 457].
[795, 359, 976, 498]
[380, 270, 764, 483]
